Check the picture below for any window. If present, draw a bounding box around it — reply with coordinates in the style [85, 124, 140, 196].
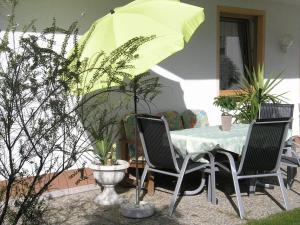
[217, 6, 265, 95]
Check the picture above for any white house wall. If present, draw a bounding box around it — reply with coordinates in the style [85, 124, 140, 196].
[0, 0, 299, 147]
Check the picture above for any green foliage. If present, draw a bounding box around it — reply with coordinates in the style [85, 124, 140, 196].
[80, 72, 161, 165]
[0, 0, 161, 224]
[128, 72, 161, 102]
[213, 95, 238, 116]
[246, 208, 300, 225]
[95, 140, 117, 165]
[235, 65, 286, 123]
[89, 120, 118, 165]
[68, 35, 156, 95]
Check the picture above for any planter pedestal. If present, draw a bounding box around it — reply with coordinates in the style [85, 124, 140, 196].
[94, 185, 121, 205]
[91, 159, 129, 206]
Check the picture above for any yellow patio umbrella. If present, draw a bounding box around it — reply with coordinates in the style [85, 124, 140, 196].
[71, 0, 205, 218]
[72, 0, 205, 94]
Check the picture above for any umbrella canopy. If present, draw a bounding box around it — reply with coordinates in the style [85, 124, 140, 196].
[70, 0, 205, 213]
[74, 0, 205, 93]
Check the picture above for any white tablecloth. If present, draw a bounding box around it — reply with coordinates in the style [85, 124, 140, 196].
[170, 124, 249, 160]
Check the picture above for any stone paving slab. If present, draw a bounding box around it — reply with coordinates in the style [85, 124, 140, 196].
[46, 169, 300, 225]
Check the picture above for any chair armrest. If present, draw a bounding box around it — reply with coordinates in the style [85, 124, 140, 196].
[212, 149, 238, 174]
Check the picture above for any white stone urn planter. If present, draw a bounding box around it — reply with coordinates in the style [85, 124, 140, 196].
[91, 159, 129, 205]
[221, 115, 232, 131]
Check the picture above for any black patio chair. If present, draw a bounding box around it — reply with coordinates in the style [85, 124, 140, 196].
[136, 115, 214, 216]
[212, 119, 291, 219]
[258, 103, 300, 188]
[258, 103, 294, 128]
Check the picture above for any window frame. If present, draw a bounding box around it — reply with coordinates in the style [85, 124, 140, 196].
[217, 6, 265, 96]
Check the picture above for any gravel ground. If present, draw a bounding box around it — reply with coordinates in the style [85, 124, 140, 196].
[46, 168, 300, 225]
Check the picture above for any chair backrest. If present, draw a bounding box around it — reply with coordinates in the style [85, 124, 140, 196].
[238, 119, 290, 175]
[259, 103, 294, 128]
[181, 109, 197, 129]
[136, 115, 180, 171]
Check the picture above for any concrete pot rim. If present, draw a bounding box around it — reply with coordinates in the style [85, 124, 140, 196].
[91, 159, 129, 171]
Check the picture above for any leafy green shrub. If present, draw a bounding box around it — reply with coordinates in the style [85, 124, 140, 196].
[0, 0, 160, 224]
[213, 95, 238, 116]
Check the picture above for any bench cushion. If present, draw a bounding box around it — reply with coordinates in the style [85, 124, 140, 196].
[157, 111, 183, 131]
[123, 114, 143, 158]
[182, 110, 209, 129]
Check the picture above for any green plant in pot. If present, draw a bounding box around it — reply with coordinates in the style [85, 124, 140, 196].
[90, 131, 129, 205]
[79, 69, 161, 206]
[235, 65, 287, 123]
[213, 95, 238, 131]
[91, 127, 117, 166]
[87, 104, 129, 205]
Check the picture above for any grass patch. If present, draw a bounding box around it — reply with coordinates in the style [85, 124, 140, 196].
[246, 208, 300, 225]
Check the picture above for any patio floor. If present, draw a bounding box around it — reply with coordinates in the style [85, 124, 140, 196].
[46, 167, 300, 225]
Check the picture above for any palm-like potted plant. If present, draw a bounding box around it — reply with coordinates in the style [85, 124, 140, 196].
[79, 70, 161, 206]
[89, 117, 129, 206]
[213, 95, 238, 131]
[235, 65, 287, 123]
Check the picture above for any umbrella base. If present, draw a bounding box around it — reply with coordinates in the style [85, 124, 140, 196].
[120, 201, 155, 218]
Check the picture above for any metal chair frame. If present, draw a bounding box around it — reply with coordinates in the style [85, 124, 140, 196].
[258, 103, 294, 127]
[211, 119, 291, 219]
[281, 141, 300, 188]
[258, 103, 300, 188]
[137, 115, 215, 216]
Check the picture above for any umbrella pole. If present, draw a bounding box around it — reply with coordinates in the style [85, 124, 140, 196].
[133, 80, 140, 206]
[120, 76, 155, 218]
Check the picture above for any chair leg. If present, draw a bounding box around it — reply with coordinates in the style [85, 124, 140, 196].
[184, 171, 206, 196]
[287, 166, 292, 189]
[277, 171, 290, 210]
[169, 173, 185, 216]
[249, 178, 257, 196]
[232, 173, 245, 219]
[286, 166, 297, 189]
[207, 153, 217, 204]
[209, 167, 217, 204]
[139, 165, 149, 197]
[208, 173, 212, 202]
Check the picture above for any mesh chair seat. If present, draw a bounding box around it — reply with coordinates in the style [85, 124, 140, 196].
[148, 156, 208, 172]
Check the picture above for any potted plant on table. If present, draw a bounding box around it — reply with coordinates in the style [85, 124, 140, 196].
[213, 95, 238, 131]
